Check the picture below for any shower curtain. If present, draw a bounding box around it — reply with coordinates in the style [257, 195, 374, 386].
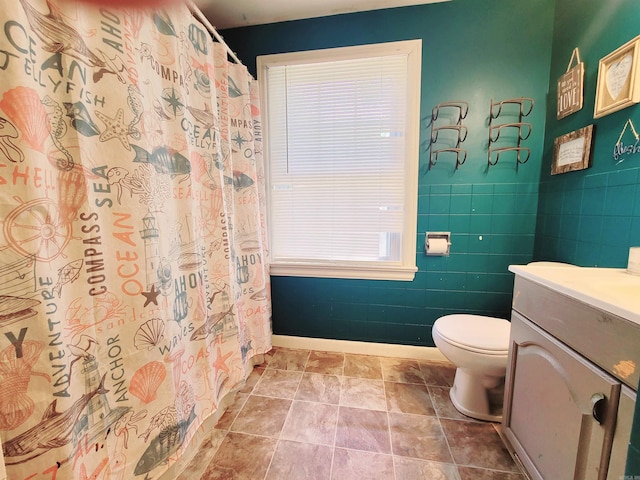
[0, 1, 271, 478]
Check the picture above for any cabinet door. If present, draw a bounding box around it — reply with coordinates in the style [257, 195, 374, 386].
[608, 386, 636, 479]
[503, 312, 621, 480]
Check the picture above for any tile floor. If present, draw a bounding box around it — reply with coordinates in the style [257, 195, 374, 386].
[177, 347, 528, 480]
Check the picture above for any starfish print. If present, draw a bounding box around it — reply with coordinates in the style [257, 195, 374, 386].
[161, 87, 184, 117]
[141, 284, 160, 307]
[95, 108, 131, 151]
[211, 346, 233, 375]
[231, 131, 247, 148]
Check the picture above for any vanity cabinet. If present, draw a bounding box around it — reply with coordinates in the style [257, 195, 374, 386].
[504, 268, 640, 480]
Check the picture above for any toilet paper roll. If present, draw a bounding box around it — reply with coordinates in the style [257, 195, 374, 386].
[628, 247, 640, 275]
[427, 237, 449, 255]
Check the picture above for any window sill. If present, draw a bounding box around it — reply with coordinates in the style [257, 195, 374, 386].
[269, 262, 417, 281]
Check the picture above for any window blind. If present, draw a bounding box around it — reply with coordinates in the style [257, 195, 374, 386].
[266, 54, 409, 264]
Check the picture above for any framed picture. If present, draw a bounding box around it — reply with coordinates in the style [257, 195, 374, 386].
[594, 36, 640, 118]
[552, 125, 595, 175]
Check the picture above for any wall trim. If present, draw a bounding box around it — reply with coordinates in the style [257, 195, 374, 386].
[272, 335, 448, 362]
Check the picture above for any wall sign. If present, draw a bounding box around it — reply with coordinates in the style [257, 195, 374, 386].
[595, 36, 640, 118]
[552, 125, 594, 175]
[557, 48, 584, 119]
[613, 118, 640, 163]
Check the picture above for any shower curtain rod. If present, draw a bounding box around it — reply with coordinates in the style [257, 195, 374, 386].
[187, 0, 245, 69]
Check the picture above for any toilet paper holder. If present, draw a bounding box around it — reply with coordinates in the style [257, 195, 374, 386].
[425, 232, 451, 256]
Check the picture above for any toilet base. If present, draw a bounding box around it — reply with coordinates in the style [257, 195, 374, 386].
[449, 368, 503, 422]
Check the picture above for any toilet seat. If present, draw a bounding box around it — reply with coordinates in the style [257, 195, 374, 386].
[434, 314, 510, 355]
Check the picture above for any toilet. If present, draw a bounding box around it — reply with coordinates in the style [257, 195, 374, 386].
[432, 314, 510, 422]
[432, 261, 578, 422]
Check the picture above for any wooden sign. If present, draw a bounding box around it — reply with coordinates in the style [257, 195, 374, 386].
[557, 48, 584, 119]
[552, 125, 594, 175]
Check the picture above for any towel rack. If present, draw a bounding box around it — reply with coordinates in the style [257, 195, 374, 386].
[487, 97, 534, 168]
[429, 101, 469, 170]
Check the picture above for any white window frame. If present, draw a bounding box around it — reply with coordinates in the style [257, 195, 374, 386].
[258, 40, 421, 281]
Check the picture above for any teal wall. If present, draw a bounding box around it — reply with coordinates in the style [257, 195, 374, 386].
[538, 0, 640, 476]
[222, 0, 555, 347]
[536, 0, 640, 268]
[221, 0, 640, 473]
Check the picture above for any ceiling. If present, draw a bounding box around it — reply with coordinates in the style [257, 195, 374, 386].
[194, 0, 450, 30]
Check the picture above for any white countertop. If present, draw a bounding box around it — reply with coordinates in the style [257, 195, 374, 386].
[509, 265, 640, 326]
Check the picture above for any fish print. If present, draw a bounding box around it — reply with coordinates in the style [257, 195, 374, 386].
[17, 0, 120, 83]
[227, 75, 243, 98]
[2, 374, 108, 465]
[152, 10, 177, 37]
[53, 259, 83, 298]
[134, 406, 196, 476]
[224, 171, 254, 191]
[132, 145, 191, 176]
[63, 102, 100, 137]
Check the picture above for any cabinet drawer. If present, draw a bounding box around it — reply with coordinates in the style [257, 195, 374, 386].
[512, 276, 640, 389]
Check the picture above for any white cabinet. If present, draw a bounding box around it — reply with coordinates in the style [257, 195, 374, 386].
[609, 386, 636, 480]
[504, 312, 621, 480]
[504, 269, 640, 480]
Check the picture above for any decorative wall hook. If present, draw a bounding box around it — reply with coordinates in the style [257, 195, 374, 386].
[490, 97, 534, 119]
[431, 124, 468, 144]
[431, 101, 469, 123]
[489, 122, 532, 143]
[432, 148, 468, 169]
[488, 147, 530, 166]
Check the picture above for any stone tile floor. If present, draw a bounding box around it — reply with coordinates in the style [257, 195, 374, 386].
[177, 347, 527, 480]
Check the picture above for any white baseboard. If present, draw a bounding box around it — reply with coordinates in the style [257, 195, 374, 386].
[271, 335, 447, 362]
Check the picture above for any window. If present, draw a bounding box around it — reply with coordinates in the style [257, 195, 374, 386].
[258, 40, 421, 281]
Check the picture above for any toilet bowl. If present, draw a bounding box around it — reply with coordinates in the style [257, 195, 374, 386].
[432, 262, 577, 421]
[432, 314, 510, 422]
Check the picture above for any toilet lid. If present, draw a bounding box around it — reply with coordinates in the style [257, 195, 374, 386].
[434, 314, 510, 353]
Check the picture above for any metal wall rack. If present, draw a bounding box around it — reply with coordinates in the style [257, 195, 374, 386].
[429, 101, 469, 170]
[487, 97, 534, 168]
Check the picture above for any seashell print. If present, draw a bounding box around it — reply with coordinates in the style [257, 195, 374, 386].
[193, 68, 211, 97]
[0, 341, 49, 430]
[134, 318, 165, 351]
[0, 87, 51, 152]
[129, 361, 166, 404]
[57, 168, 88, 223]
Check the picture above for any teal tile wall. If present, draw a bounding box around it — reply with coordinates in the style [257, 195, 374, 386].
[536, 0, 640, 268]
[539, 0, 640, 476]
[223, 0, 554, 347]
[224, 0, 640, 471]
[536, 167, 640, 266]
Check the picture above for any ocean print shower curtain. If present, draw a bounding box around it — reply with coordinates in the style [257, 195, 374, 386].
[0, 1, 271, 478]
